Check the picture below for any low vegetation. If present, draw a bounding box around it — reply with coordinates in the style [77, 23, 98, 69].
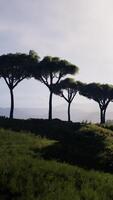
[0, 121, 113, 199]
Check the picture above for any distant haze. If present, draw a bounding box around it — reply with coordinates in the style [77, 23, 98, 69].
[1, 101, 113, 123]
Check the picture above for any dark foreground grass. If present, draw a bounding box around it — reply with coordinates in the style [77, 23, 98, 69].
[0, 118, 113, 171]
[0, 128, 113, 200]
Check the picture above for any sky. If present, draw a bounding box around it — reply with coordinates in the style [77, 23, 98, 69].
[1, 0, 113, 116]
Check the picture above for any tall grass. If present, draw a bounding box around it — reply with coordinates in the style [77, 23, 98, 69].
[0, 128, 113, 199]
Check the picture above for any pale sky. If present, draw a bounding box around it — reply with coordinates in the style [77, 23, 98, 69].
[0, 0, 113, 112]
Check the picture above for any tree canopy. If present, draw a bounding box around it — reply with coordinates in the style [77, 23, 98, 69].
[1, 50, 113, 123]
[0, 52, 39, 118]
[33, 56, 79, 120]
[0, 52, 38, 88]
[54, 78, 78, 121]
[79, 82, 113, 123]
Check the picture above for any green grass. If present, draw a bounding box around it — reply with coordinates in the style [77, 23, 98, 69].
[0, 128, 55, 159]
[0, 127, 113, 199]
[38, 124, 113, 171]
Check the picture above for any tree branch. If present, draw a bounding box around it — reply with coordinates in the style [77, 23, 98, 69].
[55, 72, 62, 84]
[71, 92, 77, 102]
[62, 93, 69, 102]
[13, 76, 26, 88]
[3, 77, 10, 88]
[40, 76, 49, 88]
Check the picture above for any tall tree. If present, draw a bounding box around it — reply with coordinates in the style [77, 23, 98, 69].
[78, 82, 113, 124]
[0, 52, 39, 119]
[54, 78, 78, 122]
[33, 56, 79, 120]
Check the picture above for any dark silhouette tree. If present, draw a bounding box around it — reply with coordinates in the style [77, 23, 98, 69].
[79, 82, 113, 124]
[0, 52, 39, 119]
[29, 50, 40, 60]
[54, 78, 78, 122]
[33, 56, 79, 120]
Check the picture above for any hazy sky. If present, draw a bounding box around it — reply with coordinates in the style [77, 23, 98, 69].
[1, 0, 113, 112]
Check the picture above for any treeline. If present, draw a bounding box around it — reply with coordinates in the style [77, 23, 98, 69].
[0, 50, 113, 124]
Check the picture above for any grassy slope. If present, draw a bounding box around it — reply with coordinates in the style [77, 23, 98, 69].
[0, 128, 113, 200]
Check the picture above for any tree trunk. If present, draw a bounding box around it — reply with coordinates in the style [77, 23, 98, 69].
[100, 109, 106, 124]
[48, 91, 53, 120]
[9, 88, 14, 119]
[103, 109, 106, 124]
[68, 102, 71, 122]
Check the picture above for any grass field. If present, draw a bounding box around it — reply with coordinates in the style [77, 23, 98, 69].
[0, 123, 113, 199]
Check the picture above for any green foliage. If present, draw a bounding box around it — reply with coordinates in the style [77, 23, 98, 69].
[0, 53, 39, 88]
[32, 56, 79, 89]
[54, 78, 78, 99]
[53, 78, 79, 121]
[79, 82, 113, 102]
[0, 52, 40, 118]
[0, 128, 113, 199]
[37, 56, 79, 78]
[29, 50, 40, 60]
[32, 55, 79, 120]
[53, 78, 78, 121]
[0, 119, 113, 171]
[39, 124, 113, 172]
[78, 82, 113, 124]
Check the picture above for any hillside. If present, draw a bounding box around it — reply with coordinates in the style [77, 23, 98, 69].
[0, 123, 113, 199]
